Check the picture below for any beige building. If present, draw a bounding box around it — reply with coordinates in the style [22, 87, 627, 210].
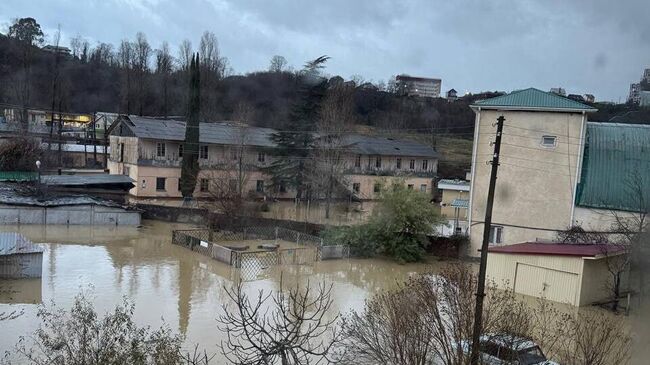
[396, 75, 442, 98]
[107, 116, 438, 202]
[437, 178, 470, 236]
[487, 242, 627, 306]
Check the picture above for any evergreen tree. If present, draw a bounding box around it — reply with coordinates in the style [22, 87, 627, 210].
[180, 53, 201, 200]
[264, 56, 330, 200]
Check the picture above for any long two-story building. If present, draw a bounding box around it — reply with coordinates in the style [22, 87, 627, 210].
[107, 116, 439, 202]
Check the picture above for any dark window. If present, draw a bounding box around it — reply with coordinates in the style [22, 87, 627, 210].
[480, 341, 501, 358]
[199, 145, 208, 159]
[178, 179, 181, 191]
[409, 159, 415, 170]
[422, 159, 429, 170]
[375, 156, 382, 168]
[407, 184, 414, 190]
[355, 155, 361, 168]
[200, 178, 209, 192]
[231, 149, 238, 160]
[119, 143, 124, 162]
[489, 226, 503, 244]
[541, 135, 557, 147]
[396, 158, 402, 169]
[178, 144, 183, 158]
[228, 179, 237, 192]
[279, 182, 287, 193]
[156, 142, 166, 157]
[156, 177, 166, 191]
[258, 152, 265, 163]
[374, 183, 381, 193]
[256, 180, 265, 193]
[353, 183, 360, 193]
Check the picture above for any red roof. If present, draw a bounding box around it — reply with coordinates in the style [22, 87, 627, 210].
[487, 242, 627, 258]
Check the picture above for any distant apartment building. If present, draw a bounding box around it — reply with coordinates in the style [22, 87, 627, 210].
[107, 116, 438, 201]
[644, 68, 650, 82]
[549, 87, 566, 96]
[396, 75, 442, 98]
[641, 91, 650, 107]
[629, 83, 641, 104]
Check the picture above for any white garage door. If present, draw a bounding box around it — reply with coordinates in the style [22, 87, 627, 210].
[514, 263, 579, 305]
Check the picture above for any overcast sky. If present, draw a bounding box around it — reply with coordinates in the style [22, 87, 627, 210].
[2, 0, 649, 102]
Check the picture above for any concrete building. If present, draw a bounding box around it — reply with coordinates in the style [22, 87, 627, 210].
[629, 83, 641, 104]
[644, 68, 650, 83]
[40, 143, 108, 168]
[640, 91, 650, 107]
[396, 75, 442, 98]
[468, 89, 650, 257]
[487, 242, 627, 306]
[42, 45, 71, 55]
[437, 178, 470, 236]
[0, 232, 43, 278]
[107, 116, 438, 202]
[549, 88, 566, 96]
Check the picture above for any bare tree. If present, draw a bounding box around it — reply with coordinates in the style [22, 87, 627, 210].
[199, 31, 229, 120]
[118, 39, 135, 113]
[218, 281, 340, 365]
[178, 39, 193, 71]
[69, 34, 83, 58]
[269, 55, 288, 73]
[156, 41, 174, 118]
[133, 32, 151, 115]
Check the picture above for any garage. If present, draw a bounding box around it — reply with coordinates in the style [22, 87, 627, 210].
[486, 242, 627, 306]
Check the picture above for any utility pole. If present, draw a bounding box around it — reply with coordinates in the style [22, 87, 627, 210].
[469, 115, 504, 364]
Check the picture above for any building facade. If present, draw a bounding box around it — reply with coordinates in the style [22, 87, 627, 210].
[437, 178, 470, 236]
[396, 75, 442, 98]
[107, 116, 438, 202]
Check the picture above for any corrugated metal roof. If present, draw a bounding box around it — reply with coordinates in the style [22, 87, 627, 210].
[0, 232, 43, 255]
[488, 242, 626, 257]
[338, 135, 439, 158]
[576, 122, 650, 212]
[438, 179, 470, 191]
[450, 198, 469, 208]
[41, 174, 134, 186]
[472, 88, 597, 111]
[124, 116, 277, 147]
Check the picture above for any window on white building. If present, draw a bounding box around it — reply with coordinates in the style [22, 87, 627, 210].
[156, 142, 166, 157]
[258, 152, 265, 163]
[396, 158, 402, 169]
[178, 144, 183, 158]
[352, 183, 360, 193]
[199, 145, 208, 159]
[422, 160, 429, 170]
[200, 178, 209, 192]
[489, 226, 503, 245]
[156, 177, 166, 191]
[420, 184, 427, 192]
[409, 159, 415, 170]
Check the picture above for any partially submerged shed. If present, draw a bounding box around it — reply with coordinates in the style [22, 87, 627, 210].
[0, 232, 43, 278]
[487, 242, 627, 306]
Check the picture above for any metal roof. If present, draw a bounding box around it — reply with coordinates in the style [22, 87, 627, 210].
[575, 122, 650, 212]
[0, 232, 44, 255]
[438, 179, 470, 191]
[41, 174, 134, 186]
[488, 242, 626, 257]
[123, 116, 276, 147]
[338, 135, 439, 158]
[471, 88, 597, 112]
[450, 198, 469, 208]
[40, 143, 109, 154]
[0, 185, 129, 208]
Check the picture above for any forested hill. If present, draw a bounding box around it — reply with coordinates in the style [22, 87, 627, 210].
[0, 31, 479, 135]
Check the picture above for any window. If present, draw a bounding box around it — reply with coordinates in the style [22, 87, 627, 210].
[31, 114, 36, 123]
[199, 145, 208, 159]
[156, 142, 166, 157]
[396, 158, 402, 169]
[258, 152, 265, 163]
[141, 179, 146, 189]
[407, 184, 414, 190]
[420, 184, 427, 192]
[375, 156, 382, 168]
[373, 183, 381, 193]
[122, 166, 130, 176]
[156, 177, 166, 191]
[422, 159, 429, 170]
[178, 144, 183, 158]
[228, 179, 237, 192]
[119, 143, 124, 162]
[231, 149, 238, 160]
[178, 179, 182, 191]
[200, 178, 209, 192]
[256, 180, 265, 193]
[355, 155, 361, 168]
[409, 159, 415, 170]
[541, 135, 557, 148]
[352, 183, 360, 193]
[489, 226, 503, 245]
[279, 182, 287, 193]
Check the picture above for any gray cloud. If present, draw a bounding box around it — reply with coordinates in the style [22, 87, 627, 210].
[1, 0, 649, 102]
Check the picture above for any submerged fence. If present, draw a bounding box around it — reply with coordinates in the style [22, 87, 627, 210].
[171, 227, 349, 269]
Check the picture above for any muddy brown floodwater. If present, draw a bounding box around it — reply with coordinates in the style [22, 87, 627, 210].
[0, 220, 642, 364]
[0, 220, 437, 362]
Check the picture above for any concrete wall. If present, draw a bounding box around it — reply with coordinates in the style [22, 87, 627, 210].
[440, 189, 469, 218]
[0, 252, 43, 278]
[469, 109, 586, 256]
[0, 204, 141, 225]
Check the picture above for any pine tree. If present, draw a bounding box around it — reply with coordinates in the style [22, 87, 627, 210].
[264, 56, 330, 200]
[180, 53, 201, 200]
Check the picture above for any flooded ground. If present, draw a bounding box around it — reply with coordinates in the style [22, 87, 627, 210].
[0, 220, 642, 364]
[0, 220, 436, 361]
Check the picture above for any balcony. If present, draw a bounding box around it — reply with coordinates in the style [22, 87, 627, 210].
[344, 167, 436, 178]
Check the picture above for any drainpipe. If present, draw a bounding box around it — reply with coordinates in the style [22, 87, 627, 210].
[467, 107, 481, 236]
[570, 112, 587, 226]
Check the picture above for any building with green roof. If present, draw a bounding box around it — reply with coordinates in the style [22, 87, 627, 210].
[471, 87, 597, 112]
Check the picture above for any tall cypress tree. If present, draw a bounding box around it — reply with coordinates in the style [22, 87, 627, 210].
[264, 56, 330, 200]
[180, 53, 201, 201]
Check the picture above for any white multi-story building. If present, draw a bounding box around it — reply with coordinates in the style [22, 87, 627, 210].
[396, 75, 442, 98]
